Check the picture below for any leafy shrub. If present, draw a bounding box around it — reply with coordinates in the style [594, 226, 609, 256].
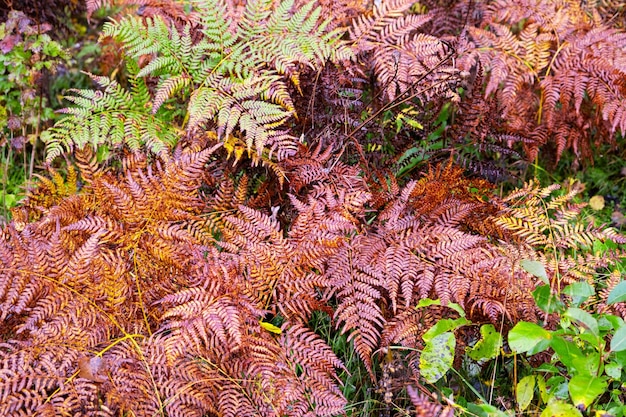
[0, 11, 69, 216]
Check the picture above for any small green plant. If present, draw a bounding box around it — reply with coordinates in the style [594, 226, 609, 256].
[416, 270, 626, 416]
[0, 10, 69, 218]
[393, 103, 449, 178]
[506, 270, 626, 416]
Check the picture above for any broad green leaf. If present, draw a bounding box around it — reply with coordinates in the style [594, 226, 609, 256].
[516, 375, 535, 411]
[614, 350, 626, 366]
[520, 259, 549, 284]
[564, 307, 599, 338]
[571, 352, 601, 377]
[533, 285, 565, 314]
[593, 239, 607, 254]
[546, 376, 569, 400]
[446, 302, 465, 317]
[537, 363, 560, 373]
[610, 325, 626, 352]
[562, 281, 595, 306]
[604, 362, 622, 379]
[468, 324, 503, 361]
[509, 322, 551, 354]
[592, 239, 616, 254]
[607, 281, 626, 305]
[540, 400, 582, 417]
[568, 375, 607, 409]
[550, 336, 586, 373]
[603, 314, 624, 331]
[422, 317, 469, 342]
[420, 332, 454, 383]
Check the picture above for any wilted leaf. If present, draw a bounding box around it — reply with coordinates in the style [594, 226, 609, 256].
[420, 332, 455, 383]
[78, 355, 108, 383]
[589, 195, 605, 211]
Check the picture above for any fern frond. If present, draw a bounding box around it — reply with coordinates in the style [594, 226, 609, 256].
[466, 0, 626, 162]
[407, 386, 455, 417]
[43, 71, 178, 162]
[348, 0, 459, 102]
[328, 238, 385, 376]
[495, 180, 626, 248]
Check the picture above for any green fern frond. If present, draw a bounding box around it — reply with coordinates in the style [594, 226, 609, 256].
[188, 75, 295, 155]
[45, 0, 350, 163]
[43, 70, 178, 162]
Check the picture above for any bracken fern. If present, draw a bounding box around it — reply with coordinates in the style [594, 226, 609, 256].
[43, 0, 352, 163]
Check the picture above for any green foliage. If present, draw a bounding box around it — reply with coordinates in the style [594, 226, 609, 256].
[506, 277, 626, 416]
[43, 0, 352, 162]
[467, 324, 502, 362]
[392, 103, 449, 178]
[42, 63, 179, 161]
[417, 267, 626, 416]
[0, 11, 68, 135]
[0, 11, 70, 218]
[0, 147, 27, 219]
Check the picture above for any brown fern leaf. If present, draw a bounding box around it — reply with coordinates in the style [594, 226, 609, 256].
[420, 0, 486, 37]
[278, 323, 348, 416]
[327, 236, 385, 376]
[1, 142, 351, 415]
[348, 0, 461, 103]
[15, 165, 79, 222]
[598, 270, 626, 318]
[218, 194, 357, 321]
[0, 148, 229, 412]
[407, 386, 455, 417]
[381, 305, 453, 349]
[284, 141, 371, 222]
[464, 0, 626, 163]
[583, 0, 626, 28]
[74, 145, 104, 185]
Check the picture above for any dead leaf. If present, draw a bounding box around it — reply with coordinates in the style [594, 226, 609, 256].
[78, 355, 108, 383]
[0, 35, 20, 54]
[612, 210, 626, 227]
[589, 195, 605, 211]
